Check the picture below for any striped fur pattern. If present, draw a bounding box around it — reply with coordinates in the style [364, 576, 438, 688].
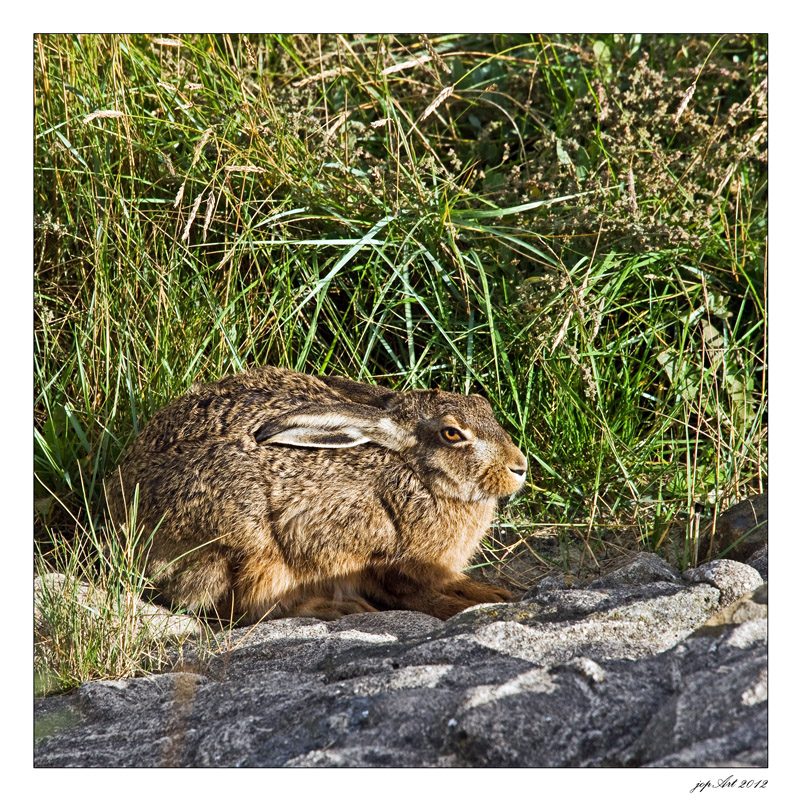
[106, 367, 527, 623]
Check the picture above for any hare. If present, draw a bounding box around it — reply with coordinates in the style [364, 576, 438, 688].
[105, 367, 527, 623]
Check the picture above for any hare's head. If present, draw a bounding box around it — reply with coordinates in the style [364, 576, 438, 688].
[393, 389, 527, 501]
[255, 385, 527, 503]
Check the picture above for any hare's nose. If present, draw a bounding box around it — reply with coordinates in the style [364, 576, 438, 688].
[508, 451, 527, 480]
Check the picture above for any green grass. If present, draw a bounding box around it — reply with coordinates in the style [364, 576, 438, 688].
[34, 489, 189, 695]
[34, 33, 767, 693]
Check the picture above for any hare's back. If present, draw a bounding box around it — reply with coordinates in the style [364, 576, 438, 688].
[127, 367, 342, 455]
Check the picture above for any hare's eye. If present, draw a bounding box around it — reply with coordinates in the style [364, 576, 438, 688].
[440, 426, 466, 443]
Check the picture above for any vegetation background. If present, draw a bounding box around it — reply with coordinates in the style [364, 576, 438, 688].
[33, 33, 767, 692]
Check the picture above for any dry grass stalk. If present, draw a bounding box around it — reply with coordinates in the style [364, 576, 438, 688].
[225, 164, 267, 173]
[382, 54, 432, 75]
[418, 34, 452, 74]
[550, 310, 573, 352]
[421, 85, 453, 121]
[293, 67, 354, 88]
[243, 36, 257, 67]
[202, 192, 216, 242]
[628, 167, 638, 216]
[326, 111, 352, 136]
[182, 190, 204, 242]
[674, 83, 695, 123]
[161, 152, 176, 176]
[82, 110, 124, 124]
[191, 128, 213, 169]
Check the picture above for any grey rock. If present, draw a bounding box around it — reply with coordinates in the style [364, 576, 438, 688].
[457, 582, 721, 664]
[747, 544, 768, 581]
[525, 573, 570, 594]
[683, 559, 763, 607]
[588, 552, 683, 588]
[34, 554, 766, 768]
[691, 584, 768, 638]
[622, 625, 768, 767]
[705, 493, 768, 561]
[329, 608, 446, 634]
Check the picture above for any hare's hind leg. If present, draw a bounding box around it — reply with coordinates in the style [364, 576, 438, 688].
[234, 554, 380, 622]
[232, 555, 300, 623]
[157, 546, 236, 620]
[292, 595, 379, 621]
[289, 573, 381, 620]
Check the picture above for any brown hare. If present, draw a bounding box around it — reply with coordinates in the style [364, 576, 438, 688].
[106, 367, 527, 623]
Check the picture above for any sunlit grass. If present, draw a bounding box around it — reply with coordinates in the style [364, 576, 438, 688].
[34, 33, 767, 691]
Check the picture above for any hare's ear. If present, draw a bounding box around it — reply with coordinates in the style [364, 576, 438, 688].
[254, 423, 370, 449]
[253, 406, 415, 451]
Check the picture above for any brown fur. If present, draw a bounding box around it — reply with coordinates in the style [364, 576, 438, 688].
[105, 366, 527, 623]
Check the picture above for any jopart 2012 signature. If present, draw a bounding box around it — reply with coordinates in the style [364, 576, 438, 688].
[690, 776, 768, 793]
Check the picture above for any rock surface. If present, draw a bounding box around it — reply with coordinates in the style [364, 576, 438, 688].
[34, 554, 767, 768]
[682, 559, 764, 607]
[747, 544, 768, 581]
[704, 493, 768, 561]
